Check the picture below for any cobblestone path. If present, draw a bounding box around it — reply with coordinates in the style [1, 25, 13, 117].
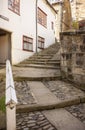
[43, 80, 85, 100]
[66, 103, 85, 124]
[15, 81, 36, 105]
[16, 111, 57, 130]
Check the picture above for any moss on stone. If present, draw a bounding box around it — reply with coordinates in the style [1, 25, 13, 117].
[0, 96, 6, 113]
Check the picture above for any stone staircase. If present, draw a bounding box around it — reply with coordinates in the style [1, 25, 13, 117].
[1, 43, 85, 130]
[17, 43, 61, 69]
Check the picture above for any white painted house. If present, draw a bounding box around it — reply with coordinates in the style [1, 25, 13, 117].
[48, 0, 63, 41]
[52, 1, 63, 41]
[0, 0, 57, 65]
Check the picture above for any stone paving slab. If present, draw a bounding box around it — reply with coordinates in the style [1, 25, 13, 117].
[43, 108, 85, 130]
[27, 81, 60, 106]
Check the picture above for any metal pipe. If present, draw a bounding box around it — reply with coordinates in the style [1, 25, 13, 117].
[35, 0, 38, 53]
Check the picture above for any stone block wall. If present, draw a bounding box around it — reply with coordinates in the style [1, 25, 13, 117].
[60, 30, 85, 87]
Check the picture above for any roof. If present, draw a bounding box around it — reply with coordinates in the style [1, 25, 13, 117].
[45, 0, 58, 14]
[52, 0, 63, 5]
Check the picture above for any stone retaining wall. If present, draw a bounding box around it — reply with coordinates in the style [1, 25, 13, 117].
[60, 30, 85, 88]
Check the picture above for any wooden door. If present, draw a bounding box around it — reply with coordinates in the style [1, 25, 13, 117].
[0, 35, 9, 64]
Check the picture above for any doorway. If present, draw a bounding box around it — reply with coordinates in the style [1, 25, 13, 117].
[0, 29, 11, 64]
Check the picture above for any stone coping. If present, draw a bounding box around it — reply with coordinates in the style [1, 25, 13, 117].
[60, 30, 85, 35]
[16, 97, 85, 113]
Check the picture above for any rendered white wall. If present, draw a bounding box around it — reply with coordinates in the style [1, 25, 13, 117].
[38, 0, 56, 48]
[53, 3, 62, 41]
[0, 0, 56, 64]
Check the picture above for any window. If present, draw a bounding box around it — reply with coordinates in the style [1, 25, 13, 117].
[23, 36, 33, 51]
[51, 22, 54, 30]
[8, 0, 20, 15]
[38, 36, 45, 49]
[38, 7, 47, 27]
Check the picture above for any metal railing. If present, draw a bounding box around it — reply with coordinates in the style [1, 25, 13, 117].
[6, 60, 17, 130]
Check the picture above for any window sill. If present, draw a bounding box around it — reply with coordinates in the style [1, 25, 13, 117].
[23, 49, 34, 52]
[38, 47, 44, 50]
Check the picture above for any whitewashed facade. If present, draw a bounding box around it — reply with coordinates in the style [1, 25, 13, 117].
[0, 0, 57, 65]
[52, 2, 62, 41]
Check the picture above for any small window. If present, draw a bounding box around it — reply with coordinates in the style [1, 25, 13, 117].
[38, 7, 47, 28]
[8, 0, 20, 15]
[23, 36, 33, 52]
[51, 22, 54, 30]
[38, 36, 45, 49]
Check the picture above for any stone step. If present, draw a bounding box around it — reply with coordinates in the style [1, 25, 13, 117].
[16, 64, 60, 69]
[34, 54, 54, 56]
[16, 81, 85, 113]
[20, 61, 60, 66]
[29, 57, 53, 61]
[15, 75, 61, 81]
[16, 108, 85, 130]
[40, 51, 58, 54]
[26, 59, 60, 62]
[30, 57, 51, 60]
[26, 59, 51, 62]
[13, 66, 61, 81]
[29, 57, 52, 60]
[19, 43, 60, 66]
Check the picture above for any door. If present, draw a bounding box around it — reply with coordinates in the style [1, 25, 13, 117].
[0, 34, 9, 64]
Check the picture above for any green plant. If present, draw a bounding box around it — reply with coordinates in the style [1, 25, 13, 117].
[0, 96, 6, 113]
[72, 21, 79, 30]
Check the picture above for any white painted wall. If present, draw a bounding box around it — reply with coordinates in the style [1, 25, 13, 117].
[0, 0, 56, 64]
[38, 0, 56, 49]
[52, 3, 62, 41]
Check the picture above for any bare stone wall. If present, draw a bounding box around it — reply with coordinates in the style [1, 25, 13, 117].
[60, 30, 85, 87]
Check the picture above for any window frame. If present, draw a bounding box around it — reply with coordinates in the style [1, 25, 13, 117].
[38, 7, 47, 28]
[23, 35, 33, 52]
[38, 36, 45, 49]
[8, 0, 20, 15]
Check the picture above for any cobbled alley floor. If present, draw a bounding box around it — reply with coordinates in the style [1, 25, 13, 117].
[16, 111, 57, 130]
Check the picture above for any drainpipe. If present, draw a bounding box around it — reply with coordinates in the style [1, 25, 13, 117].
[36, 0, 38, 53]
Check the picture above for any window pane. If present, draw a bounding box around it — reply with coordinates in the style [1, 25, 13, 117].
[8, 0, 20, 15]
[38, 36, 44, 49]
[38, 8, 47, 27]
[23, 36, 33, 51]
